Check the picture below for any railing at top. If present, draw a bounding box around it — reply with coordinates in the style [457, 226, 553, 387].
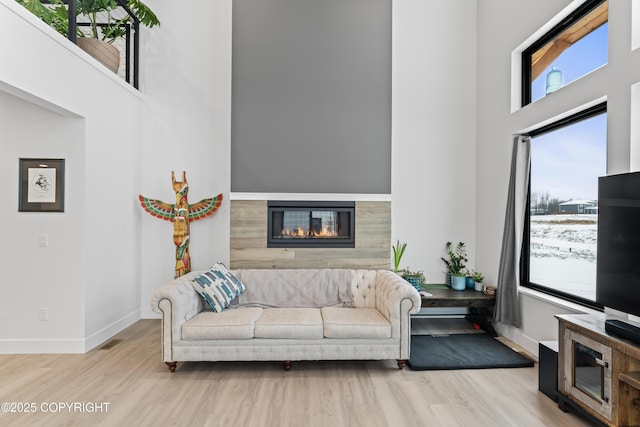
[17, 0, 160, 89]
[70, 0, 140, 88]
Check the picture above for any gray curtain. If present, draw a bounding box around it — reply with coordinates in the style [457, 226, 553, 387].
[495, 135, 531, 327]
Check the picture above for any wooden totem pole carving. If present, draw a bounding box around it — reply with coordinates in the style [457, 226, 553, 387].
[139, 171, 222, 278]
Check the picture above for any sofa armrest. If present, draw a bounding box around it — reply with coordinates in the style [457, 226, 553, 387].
[374, 270, 421, 359]
[150, 272, 203, 361]
[374, 270, 421, 318]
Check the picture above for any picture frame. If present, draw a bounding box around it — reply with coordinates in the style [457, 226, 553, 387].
[18, 158, 65, 212]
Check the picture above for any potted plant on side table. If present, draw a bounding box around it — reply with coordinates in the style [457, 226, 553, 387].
[392, 240, 426, 292]
[471, 270, 485, 292]
[441, 241, 468, 291]
[399, 268, 426, 292]
[392, 240, 407, 273]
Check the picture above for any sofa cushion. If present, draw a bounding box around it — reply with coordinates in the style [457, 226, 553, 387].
[182, 308, 263, 340]
[321, 307, 392, 339]
[254, 308, 323, 339]
[191, 263, 247, 312]
[233, 269, 353, 308]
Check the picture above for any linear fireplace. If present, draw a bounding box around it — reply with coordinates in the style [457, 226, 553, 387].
[267, 201, 355, 248]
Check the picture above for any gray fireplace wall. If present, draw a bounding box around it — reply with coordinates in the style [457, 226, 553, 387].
[231, 0, 391, 194]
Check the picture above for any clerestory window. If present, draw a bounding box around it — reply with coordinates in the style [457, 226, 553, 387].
[522, 0, 608, 106]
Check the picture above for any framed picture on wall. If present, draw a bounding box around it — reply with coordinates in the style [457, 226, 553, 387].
[18, 158, 65, 212]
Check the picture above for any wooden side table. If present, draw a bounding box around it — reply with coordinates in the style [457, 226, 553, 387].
[415, 284, 497, 335]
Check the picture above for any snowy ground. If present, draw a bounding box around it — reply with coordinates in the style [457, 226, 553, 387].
[529, 214, 597, 301]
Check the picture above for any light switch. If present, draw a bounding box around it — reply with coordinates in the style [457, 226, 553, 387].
[39, 234, 49, 247]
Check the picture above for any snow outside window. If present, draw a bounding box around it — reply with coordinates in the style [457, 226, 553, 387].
[524, 108, 607, 306]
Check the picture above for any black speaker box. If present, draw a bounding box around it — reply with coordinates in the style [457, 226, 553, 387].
[538, 340, 559, 402]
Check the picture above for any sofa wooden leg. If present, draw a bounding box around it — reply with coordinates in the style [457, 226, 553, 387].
[397, 359, 407, 370]
[165, 361, 177, 373]
[283, 360, 292, 371]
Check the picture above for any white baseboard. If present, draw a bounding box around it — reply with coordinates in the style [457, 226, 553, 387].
[0, 309, 141, 354]
[141, 307, 161, 319]
[84, 309, 141, 352]
[0, 338, 85, 354]
[494, 322, 540, 361]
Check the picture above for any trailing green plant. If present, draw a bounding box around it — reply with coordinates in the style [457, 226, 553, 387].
[391, 240, 407, 272]
[17, 0, 70, 35]
[16, 0, 159, 44]
[81, 0, 124, 40]
[441, 241, 468, 276]
[78, 0, 159, 42]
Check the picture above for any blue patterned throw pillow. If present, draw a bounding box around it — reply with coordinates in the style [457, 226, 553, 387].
[190, 263, 247, 312]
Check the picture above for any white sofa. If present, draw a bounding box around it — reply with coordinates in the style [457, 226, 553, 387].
[150, 268, 421, 372]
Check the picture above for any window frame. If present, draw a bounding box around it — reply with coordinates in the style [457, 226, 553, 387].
[521, 0, 608, 106]
[520, 101, 607, 311]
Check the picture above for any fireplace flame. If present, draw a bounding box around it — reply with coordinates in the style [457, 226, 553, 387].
[280, 226, 338, 238]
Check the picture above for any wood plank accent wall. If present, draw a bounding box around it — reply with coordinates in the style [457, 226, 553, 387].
[230, 200, 391, 269]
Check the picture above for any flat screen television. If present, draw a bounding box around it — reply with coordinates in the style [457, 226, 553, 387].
[596, 171, 640, 320]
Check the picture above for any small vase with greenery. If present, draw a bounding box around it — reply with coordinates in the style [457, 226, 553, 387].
[470, 270, 484, 291]
[399, 268, 426, 292]
[470, 270, 484, 283]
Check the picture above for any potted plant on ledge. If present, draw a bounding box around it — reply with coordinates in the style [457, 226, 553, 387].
[441, 241, 468, 291]
[17, 0, 160, 73]
[76, 0, 160, 72]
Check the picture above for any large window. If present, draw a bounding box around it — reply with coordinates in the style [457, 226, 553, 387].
[522, 104, 607, 307]
[522, 0, 608, 105]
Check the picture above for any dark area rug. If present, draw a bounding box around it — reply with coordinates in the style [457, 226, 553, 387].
[408, 333, 534, 371]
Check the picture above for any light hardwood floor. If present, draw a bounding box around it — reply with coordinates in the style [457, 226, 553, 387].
[0, 319, 590, 427]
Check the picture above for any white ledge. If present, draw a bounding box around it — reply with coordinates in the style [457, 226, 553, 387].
[230, 192, 392, 201]
[518, 286, 601, 316]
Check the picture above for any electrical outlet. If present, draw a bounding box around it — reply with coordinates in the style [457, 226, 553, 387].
[38, 234, 49, 247]
[38, 308, 48, 322]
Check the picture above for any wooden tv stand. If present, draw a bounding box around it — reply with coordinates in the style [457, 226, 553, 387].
[556, 313, 640, 426]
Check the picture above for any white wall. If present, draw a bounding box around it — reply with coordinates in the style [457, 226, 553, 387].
[0, 0, 143, 352]
[140, 0, 478, 314]
[392, 0, 478, 282]
[476, 0, 640, 355]
[138, 0, 232, 317]
[0, 90, 86, 352]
